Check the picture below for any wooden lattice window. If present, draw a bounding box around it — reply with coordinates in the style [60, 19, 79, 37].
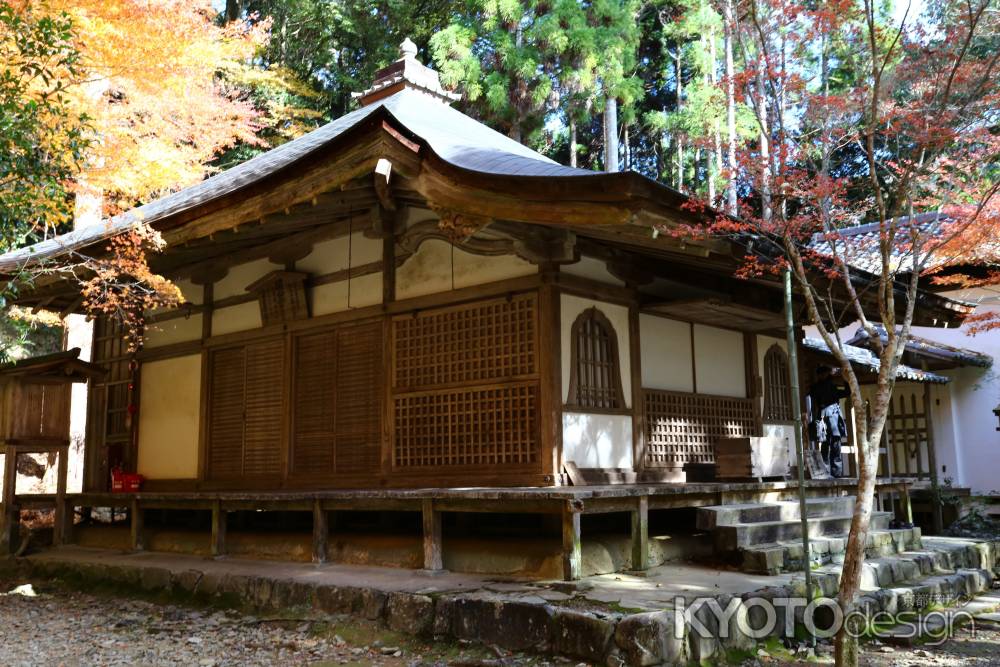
[206, 337, 284, 480]
[762, 344, 793, 421]
[390, 294, 540, 470]
[643, 389, 758, 469]
[566, 308, 625, 412]
[290, 319, 383, 478]
[85, 316, 135, 490]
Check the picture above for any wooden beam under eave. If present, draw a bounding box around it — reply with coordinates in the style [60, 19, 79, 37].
[162, 132, 420, 247]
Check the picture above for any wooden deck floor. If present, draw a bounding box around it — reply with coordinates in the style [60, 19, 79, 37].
[5, 477, 914, 580]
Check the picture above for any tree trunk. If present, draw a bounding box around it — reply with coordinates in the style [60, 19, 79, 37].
[709, 29, 721, 206]
[569, 116, 578, 168]
[835, 434, 880, 667]
[723, 0, 738, 216]
[675, 51, 684, 189]
[604, 97, 619, 172]
[224, 0, 243, 23]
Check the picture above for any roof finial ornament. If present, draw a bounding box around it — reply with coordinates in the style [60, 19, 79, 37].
[353, 35, 460, 107]
[399, 37, 418, 61]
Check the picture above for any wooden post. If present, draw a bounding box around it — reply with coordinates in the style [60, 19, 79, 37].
[53, 446, 70, 546]
[211, 500, 227, 557]
[538, 276, 563, 484]
[129, 498, 144, 551]
[899, 482, 914, 526]
[630, 495, 649, 571]
[422, 498, 443, 571]
[381, 208, 396, 305]
[312, 498, 328, 564]
[1, 445, 17, 554]
[629, 304, 646, 473]
[561, 501, 582, 581]
[921, 384, 943, 533]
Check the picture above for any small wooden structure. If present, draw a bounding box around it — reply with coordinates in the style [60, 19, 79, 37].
[0, 349, 104, 553]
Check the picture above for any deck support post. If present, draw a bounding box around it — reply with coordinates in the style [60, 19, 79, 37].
[561, 501, 582, 581]
[630, 495, 649, 571]
[53, 446, 70, 546]
[1, 444, 17, 554]
[129, 498, 144, 552]
[422, 499, 443, 571]
[899, 483, 914, 526]
[312, 499, 328, 564]
[211, 500, 227, 558]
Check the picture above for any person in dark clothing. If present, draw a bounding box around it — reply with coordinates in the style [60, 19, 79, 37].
[807, 365, 851, 477]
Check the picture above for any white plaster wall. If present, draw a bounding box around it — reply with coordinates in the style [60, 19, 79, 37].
[215, 257, 282, 300]
[396, 239, 537, 301]
[310, 273, 382, 315]
[173, 279, 203, 305]
[137, 355, 201, 479]
[639, 314, 693, 392]
[212, 301, 262, 336]
[297, 232, 382, 275]
[145, 314, 203, 348]
[562, 255, 625, 286]
[560, 294, 632, 407]
[911, 287, 1000, 494]
[65, 314, 92, 494]
[562, 413, 633, 469]
[693, 324, 746, 397]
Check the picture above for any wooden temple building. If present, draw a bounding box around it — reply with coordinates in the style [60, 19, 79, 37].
[0, 43, 974, 579]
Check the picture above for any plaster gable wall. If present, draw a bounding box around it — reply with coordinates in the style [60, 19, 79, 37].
[396, 239, 537, 301]
[137, 354, 201, 480]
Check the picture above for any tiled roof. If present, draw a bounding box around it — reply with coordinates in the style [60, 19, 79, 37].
[802, 337, 951, 384]
[809, 213, 1000, 274]
[846, 325, 992, 369]
[0, 88, 594, 273]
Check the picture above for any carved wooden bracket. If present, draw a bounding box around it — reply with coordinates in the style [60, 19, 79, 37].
[432, 207, 493, 243]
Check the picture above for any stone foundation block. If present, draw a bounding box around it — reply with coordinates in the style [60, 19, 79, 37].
[614, 610, 686, 666]
[386, 592, 434, 636]
[550, 608, 615, 663]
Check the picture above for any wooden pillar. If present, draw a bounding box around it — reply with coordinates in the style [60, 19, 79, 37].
[53, 446, 70, 546]
[211, 500, 227, 558]
[899, 482, 914, 526]
[630, 495, 649, 571]
[538, 275, 563, 484]
[1, 445, 18, 554]
[129, 498, 144, 551]
[422, 499, 443, 571]
[629, 304, 646, 473]
[561, 501, 582, 581]
[312, 499, 328, 564]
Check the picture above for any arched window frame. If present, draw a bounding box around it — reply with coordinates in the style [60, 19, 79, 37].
[566, 307, 627, 413]
[762, 343, 794, 422]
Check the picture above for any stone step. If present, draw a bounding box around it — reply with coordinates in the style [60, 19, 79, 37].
[875, 586, 1000, 646]
[742, 526, 920, 574]
[716, 511, 892, 551]
[696, 495, 856, 530]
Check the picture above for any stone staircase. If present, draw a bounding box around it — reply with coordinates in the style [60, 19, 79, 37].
[697, 495, 922, 574]
[796, 536, 1000, 644]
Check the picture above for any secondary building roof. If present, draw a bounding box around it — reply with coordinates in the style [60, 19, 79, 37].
[802, 337, 951, 384]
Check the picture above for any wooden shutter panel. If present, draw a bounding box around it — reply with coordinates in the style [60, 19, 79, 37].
[207, 347, 246, 479]
[242, 338, 284, 477]
[334, 320, 383, 475]
[291, 331, 336, 475]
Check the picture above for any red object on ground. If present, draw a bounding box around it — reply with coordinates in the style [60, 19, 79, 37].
[111, 469, 144, 493]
